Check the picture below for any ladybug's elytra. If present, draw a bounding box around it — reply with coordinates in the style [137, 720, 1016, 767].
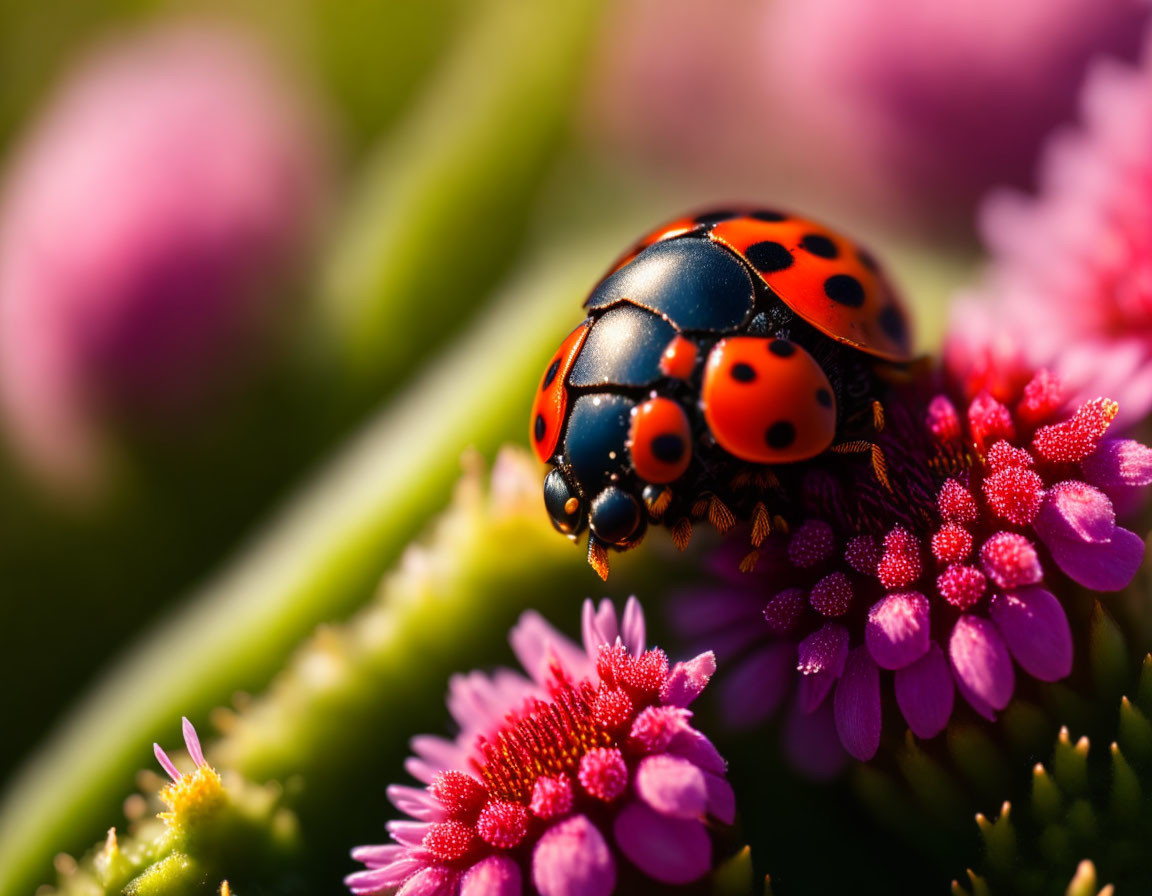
[530, 207, 915, 578]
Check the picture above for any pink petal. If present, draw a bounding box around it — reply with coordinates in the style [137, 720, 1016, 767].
[1043, 526, 1145, 591]
[714, 643, 791, 727]
[661, 651, 717, 708]
[461, 855, 522, 896]
[833, 647, 882, 761]
[1082, 439, 1152, 488]
[387, 821, 431, 848]
[620, 596, 646, 655]
[349, 844, 405, 866]
[582, 599, 620, 656]
[635, 754, 707, 818]
[153, 743, 180, 782]
[796, 623, 849, 712]
[397, 866, 458, 896]
[665, 726, 726, 776]
[387, 785, 444, 821]
[989, 587, 1073, 681]
[349, 856, 425, 889]
[613, 801, 711, 884]
[532, 815, 615, 896]
[512, 610, 590, 685]
[894, 643, 954, 739]
[703, 771, 736, 825]
[949, 615, 1014, 713]
[783, 699, 847, 780]
[865, 592, 931, 670]
[181, 717, 206, 767]
[1034, 481, 1115, 544]
[346, 867, 407, 895]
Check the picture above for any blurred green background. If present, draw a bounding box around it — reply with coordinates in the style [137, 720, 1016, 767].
[0, 0, 1145, 893]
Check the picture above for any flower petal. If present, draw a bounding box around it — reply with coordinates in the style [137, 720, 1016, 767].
[635, 754, 707, 818]
[796, 623, 849, 712]
[894, 643, 954, 739]
[620, 595, 646, 655]
[397, 866, 458, 896]
[661, 651, 717, 708]
[512, 610, 590, 685]
[833, 647, 882, 761]
[989, 587, 1073, 681]
[703, 771, 736, 825]
[532, 815, 615, 896]
[1043, 526, 1145, 591]
[865, 592, 930, 670]
[1033, 481, 1115, 544]
[613, 800, 711, 884]
[1082, 439, 1152, 488]
[461, 855, 521, 896]
[714, 643, 790, 726]
[949, 615, 1014, 712]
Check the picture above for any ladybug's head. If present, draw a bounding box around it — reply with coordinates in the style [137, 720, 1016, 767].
[543, 468, 646, 550]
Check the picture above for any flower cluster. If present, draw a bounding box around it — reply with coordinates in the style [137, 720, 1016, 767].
[347, 598, 733, 896]
[680, 368, 1151, 763]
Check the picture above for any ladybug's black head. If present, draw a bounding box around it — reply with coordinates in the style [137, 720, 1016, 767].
[543, 468, 646, 550]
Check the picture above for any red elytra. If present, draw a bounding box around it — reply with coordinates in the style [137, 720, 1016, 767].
[707, 215, 911, 362]
[659, 335, 698, 380]
[530, 322, 590, 463]
[701, 337, 837, 464]
[628, 397, 693, 484]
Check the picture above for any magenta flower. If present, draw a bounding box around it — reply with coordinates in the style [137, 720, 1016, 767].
[347, 598, 733, 896]
[0, 25, 325, 491]
[678, 368, 1150, 766]
[965, 22, 1152, 426]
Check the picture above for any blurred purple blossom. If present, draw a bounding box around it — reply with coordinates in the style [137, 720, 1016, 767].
[589, 0, 1148, 230]
[0, 25, 326, 491]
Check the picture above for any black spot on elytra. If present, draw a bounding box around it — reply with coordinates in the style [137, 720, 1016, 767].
[651, 433, 685, 464]
[801, 234, 838, 259]
[878, 305, 908, 346]
[745, 241, 793, 273]
[768, 339, 796, 357]
[824, 274, 866, 308]
[534, 414, 546, 442]
[542, 358, 560, 389]
[816, 388, 833, 408]
[731, 362, 757, 382]
[695, 210, 737, 225]
[766, 421, 797, 449]
[750, 209, 787, 222]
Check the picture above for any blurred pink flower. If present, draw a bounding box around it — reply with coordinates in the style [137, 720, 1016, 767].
[963, 24, 1152, 427]
[0, 25, 325, 491]
[347, 598, 734, 896]
[589, 0, 1147, 229]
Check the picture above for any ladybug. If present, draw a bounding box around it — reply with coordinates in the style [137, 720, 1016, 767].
[530, 207, 915, 579]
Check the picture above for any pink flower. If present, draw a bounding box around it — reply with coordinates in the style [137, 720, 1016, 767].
[965, 22, 1152, 426]
[347, 598, 734, 896]
[0, 25, 325, 492]
[676, 367, 1149, 767]
[588, 0, 1148, 230]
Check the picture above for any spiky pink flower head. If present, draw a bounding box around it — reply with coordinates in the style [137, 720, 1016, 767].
[0, 25, 326, 492]
[960, 21, 1152, 427]
[347, 598, 733, 896]
[677, 367, 1150, 768]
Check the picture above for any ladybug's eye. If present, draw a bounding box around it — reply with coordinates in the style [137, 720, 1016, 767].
[543, 469, 586, 537]
[589, 486, 642, 545]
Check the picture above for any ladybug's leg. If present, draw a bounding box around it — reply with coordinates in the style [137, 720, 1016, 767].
[587, 536, 611, 581]
[829, 399, 893, 491]
[670, 517, 693, 551]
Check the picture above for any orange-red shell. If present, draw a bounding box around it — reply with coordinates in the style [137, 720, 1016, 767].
[708, 215, 911, 361]
[530, 322, 589, 462]
[660, 335, 698, 380]
[628, 397, 693, 484]
[701, 336, 836, 464]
